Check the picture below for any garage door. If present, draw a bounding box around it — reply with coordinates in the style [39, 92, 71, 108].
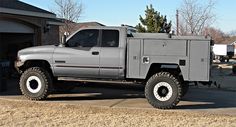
[0, 19, 35, 77]
[0, 20, 34, 33]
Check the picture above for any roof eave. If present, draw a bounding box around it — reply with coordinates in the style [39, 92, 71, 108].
[0, 7, 56, 19]
[47, 21, 64, 26]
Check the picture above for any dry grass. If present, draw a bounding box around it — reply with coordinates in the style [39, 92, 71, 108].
[0, 99, 235, 127]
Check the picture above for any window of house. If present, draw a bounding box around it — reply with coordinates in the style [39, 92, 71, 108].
[67, 29, 99, 47]
[101, 30, 119, 47]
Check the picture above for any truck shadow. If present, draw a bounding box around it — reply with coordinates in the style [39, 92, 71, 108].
[177, 88, 236, 110]
[48, 83, 236, 110]
[47, 83, 145, 100]
[1, 80, 236, 110]
[0, 79, 21, 96]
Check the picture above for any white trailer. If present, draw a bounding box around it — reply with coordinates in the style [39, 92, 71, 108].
[213, 44, 234, 62]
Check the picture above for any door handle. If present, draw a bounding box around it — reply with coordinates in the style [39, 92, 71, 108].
[55, 60, 66, 63]
[92, 51, 99, 55]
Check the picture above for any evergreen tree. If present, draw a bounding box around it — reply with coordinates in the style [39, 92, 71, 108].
[136, 4, 171, 33]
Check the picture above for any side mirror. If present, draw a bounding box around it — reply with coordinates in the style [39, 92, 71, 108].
[61, 34, 66, 45]
[60, 32, 68, 46]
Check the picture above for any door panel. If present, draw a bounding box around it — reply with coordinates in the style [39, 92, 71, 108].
[99, 48, 121, 78]
[53, 47, 100, 78]
[99, 29, 122, 79]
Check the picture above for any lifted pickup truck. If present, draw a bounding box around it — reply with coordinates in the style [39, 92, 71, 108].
[15, 26, 212, 109]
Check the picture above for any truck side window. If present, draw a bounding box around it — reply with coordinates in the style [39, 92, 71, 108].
[101, 30, 119, 47]
[67, 29, 99, 47]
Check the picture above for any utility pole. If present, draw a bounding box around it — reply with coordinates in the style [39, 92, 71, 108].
[176, 10, 179, 36]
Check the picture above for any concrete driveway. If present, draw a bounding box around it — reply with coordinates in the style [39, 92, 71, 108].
[0, 83, 236, 116]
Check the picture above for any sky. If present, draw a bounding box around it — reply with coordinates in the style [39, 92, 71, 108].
[20, 0, 236, 33]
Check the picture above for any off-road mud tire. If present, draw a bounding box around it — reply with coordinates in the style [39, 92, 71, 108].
[20, 67, 52, 100]
[145, 72, 182, 109]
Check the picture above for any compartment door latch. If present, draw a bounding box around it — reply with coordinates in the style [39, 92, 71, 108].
[142, 56, 150, 64]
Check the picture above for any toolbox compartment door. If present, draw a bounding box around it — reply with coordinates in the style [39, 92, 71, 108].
[143, 39, 187, 56]
[189, 41, 210, 81]
[127, 39, 141, 78]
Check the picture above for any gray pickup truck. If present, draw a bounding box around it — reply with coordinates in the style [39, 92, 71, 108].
[15, 26, 212, 109]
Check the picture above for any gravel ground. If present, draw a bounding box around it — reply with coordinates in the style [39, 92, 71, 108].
[0, 99, 235, 127]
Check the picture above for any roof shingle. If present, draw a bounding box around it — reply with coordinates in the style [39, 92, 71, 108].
[0, 0, 55, 15]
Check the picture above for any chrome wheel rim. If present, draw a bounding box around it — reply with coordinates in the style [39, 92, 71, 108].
[153, 82, 173, 101]
[26, 76, 42, 93]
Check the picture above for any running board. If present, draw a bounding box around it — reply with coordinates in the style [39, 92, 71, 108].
[58, 77, 136, 84]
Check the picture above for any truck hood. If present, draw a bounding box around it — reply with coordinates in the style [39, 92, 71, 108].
[18, 45, 56, 56]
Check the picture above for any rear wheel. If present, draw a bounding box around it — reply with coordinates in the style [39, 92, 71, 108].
[219, 56, 225, 62]
[20, 67, 52, 100]
[145, 72, 182, 109]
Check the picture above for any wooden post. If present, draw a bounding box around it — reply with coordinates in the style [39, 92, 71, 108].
[176, 10, 179, 36]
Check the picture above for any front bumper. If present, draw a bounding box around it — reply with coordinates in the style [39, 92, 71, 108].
[14, 60, 24, 73]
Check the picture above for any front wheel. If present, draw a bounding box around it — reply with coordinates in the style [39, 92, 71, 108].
[20, 67, 52, 100]
[145, 72, 182, 109]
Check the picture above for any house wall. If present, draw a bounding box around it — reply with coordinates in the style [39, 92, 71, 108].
[0, 13, 61, 79]
[0, 13, 60, 46]
[42, 25, 60, 45]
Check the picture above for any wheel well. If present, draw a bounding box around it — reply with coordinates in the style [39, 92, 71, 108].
[146, 63, 183, 81]
[20, 60, 53, 76]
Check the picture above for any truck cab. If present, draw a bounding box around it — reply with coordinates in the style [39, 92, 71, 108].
[53, 27, 127, 79]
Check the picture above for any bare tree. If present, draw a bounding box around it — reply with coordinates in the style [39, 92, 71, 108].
[178, 0, 216, 35]
[228, 30, 236, 36]
[53, 0, 82, 35]
[204, 27, 228, 43]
